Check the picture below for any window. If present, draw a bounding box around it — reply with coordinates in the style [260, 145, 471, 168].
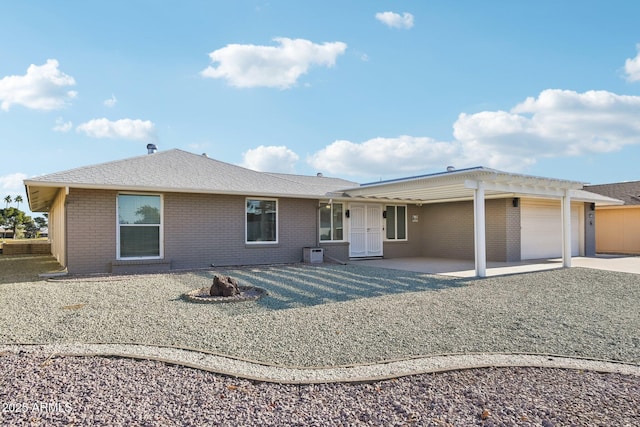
[117, 194, 162, 259]
[319, 202, 343, 241]
[246, 198, 277, 243]
[385, 205, 407, 240]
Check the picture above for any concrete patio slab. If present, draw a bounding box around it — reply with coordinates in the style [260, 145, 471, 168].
[351, 255, 640, 277]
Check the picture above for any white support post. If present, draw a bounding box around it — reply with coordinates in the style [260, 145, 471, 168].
[562, 190, 572, 268]
[474, 181, 487, 277]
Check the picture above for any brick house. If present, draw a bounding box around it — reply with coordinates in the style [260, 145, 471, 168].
[24, 148, 620, 276]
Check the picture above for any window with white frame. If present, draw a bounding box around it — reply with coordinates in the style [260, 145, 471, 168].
[117, 194, 162, 259]
[319, 202, 344, 241]
[385, 205, 407, 240]
[246, 198, 278, 243]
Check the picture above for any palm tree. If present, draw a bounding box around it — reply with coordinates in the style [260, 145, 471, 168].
[4, 195, 11, 209]
[14, 195, 23, 210]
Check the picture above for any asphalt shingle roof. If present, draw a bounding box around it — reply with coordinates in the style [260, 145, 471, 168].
[584, 181, 640, 205]
[25, 149, 359, 211]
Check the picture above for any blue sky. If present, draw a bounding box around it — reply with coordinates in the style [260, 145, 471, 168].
[2, 1, 640, 217]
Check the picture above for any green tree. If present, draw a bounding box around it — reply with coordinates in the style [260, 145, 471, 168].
[135, 205, 160, 224]
[3, 195, 11, 209]
[23, 217, 39, 238]
[34, 216, 48, 230]
[0, 208, 6, 239]
[14, 195, 23, 210]
[0, 207, 28, 239]
[2, 208, 25, 239]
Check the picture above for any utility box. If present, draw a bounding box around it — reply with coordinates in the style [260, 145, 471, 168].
[303, 247, 324, 263]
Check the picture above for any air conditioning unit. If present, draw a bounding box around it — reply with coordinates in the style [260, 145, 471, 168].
[303, 247, 324, 263]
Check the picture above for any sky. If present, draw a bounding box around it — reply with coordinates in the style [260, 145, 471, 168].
[2, 1, 640, 218]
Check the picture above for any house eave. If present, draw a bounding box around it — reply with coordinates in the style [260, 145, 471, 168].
[24, 181, 343, 211]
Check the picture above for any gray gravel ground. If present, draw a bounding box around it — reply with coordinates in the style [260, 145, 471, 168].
[1, 260, 639, 425]
[0, 264, 638, 366]
[1, 352, 639, 426]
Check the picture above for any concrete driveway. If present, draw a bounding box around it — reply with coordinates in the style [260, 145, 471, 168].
[570, 255, 640, 275]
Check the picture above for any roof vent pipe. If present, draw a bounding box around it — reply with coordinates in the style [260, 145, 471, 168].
[446, 165, 455, 172]
[147, 143, 158, 154]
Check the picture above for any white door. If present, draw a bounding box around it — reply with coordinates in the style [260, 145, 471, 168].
[349, 204, 384, 257]
[521, 199, 580, 260]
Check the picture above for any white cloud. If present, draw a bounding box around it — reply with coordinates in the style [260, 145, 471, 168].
[0, 59, 77, 111]
[625, 44, 640, 82]
[104, 94, 117, 107]
[308, 136, 460, 177]
[201, 37, 347, 88]
[0, 173, 27, 193]
[375, 11, 414, 29]
[454, 89, 640, 169]
[52, 117, 73, 133]
[241, 145, 299, 173]
[76, 118, 156, 141]
[309, 89, 640, 177]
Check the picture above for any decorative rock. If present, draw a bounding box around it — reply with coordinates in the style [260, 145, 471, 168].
[210, 275, 240, 297]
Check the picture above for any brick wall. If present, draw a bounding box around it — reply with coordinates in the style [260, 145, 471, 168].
[66, 188, 117, 274]
[61, 189, 528, 273]
[505, 199, 521, 261]
[420, 199, 518, 262]
[485, 199, 507, 261]
[2, 241, 51, 255]
[319, 242, 349, 262]
[165, 193, 318, 269]
[49, 188, 67, 266]
[63, 189, 320, 274]
[383, 204, 424, 258]
[422, 201, 475, 259]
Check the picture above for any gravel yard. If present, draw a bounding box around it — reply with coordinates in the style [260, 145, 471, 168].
[2, 352, 638, 426]
[0, 262, 638, 366]
[1, 255, 639, 425]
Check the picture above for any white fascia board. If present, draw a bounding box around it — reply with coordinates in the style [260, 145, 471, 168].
[569, 189, 624, 205]
[465, 179, 570, 198]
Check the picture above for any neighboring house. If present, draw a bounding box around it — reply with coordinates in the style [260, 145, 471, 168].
[584, 181, 640, 255]
[24, 148, 621, 277]
[0, 227, 14, 239]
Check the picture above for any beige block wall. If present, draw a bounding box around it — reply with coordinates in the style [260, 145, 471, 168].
[49, 188, 67, 267]
[164, 193, 318, 269]
[63, 189, 319, 274]
[420, 199, 520, 262]
[2, 241, 51, 255]
[66, 188, 118, 274]
[421, 201, 474, 260]
[61, 189, 532, 273]
[382, 204, 425, 258]
[596, 206, 640, 254]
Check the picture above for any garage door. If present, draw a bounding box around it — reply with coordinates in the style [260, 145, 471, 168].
[521, 199, 580, 260]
